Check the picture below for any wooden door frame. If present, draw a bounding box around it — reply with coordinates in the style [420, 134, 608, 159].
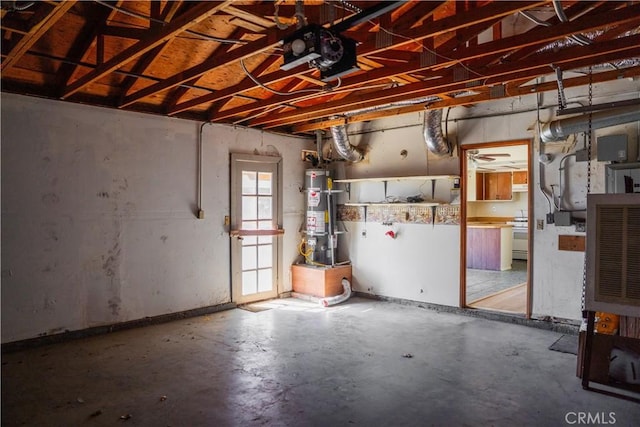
[459, 139, 533, 318]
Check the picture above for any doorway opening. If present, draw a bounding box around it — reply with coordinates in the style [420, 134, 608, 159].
[461, 141, 532, 316]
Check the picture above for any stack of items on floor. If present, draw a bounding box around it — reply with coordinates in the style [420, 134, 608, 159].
[579, 313, 640, 391]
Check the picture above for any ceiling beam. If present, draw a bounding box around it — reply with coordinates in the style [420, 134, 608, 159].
[291, 65, 640, 134]
[208, 5, 640, 124]
[2, 1, 77, 72]
[118, 1, 184, 98]
[500, 1, 612, 64]
[207, 54, 287, 119]
[266, 44, 640, 130]
[169, 0, 548, 115]
[118, 24, 287, 108]
[252, 34, 640, 129]
[62, 1, 230, 99]
[55, 2, 114, 93]
[161, 27, 249, 111]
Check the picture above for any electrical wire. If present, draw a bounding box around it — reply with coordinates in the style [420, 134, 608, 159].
[94, 0, 247, 45]
[369, 21, 486, 78]
[231, 80, 392, 125]
[25, 51, 222, 94]
[240, 59, 330, 96]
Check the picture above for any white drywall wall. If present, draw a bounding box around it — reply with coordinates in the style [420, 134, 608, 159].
[334, 77, 639, 321]
[345, 222, 461, 307]
[1, 93, 311, 343]
[333, 116, 462, 307]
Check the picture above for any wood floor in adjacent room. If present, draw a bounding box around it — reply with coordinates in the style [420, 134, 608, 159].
[2, 297, 639, 426]
[468, 283, 527, 314]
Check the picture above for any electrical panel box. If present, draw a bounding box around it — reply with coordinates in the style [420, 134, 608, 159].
[597, 134, 627, 162]
[554, 210, 572, 226]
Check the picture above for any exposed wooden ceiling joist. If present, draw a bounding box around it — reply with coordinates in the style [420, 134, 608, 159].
[252, 34, 640, 129]
[1, 0, 638, 136]
[62, 1, 231, 99]
[2, 1, 77, 72]
[292, 65, 640, 133]
[169, 0, 549, 115]
[212, 5, 640, 124]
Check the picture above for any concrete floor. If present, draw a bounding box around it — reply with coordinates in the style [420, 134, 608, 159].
[2, 297, 639, 427]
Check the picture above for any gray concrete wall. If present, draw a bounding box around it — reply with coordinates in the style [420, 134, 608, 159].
[1, 93, 312, 343]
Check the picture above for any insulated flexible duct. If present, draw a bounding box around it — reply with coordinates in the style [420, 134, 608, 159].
[540, 107, 640, 143]
[330, 124, 364, 162]
[319, 278, 352, 307]
[423, 109, 452, 157]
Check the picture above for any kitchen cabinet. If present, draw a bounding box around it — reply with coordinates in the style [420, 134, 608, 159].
[512, 171, 527, 185]
[475, 172, 512, 201]
[512, 171, 528, 192]
[467, 225, 513, 270]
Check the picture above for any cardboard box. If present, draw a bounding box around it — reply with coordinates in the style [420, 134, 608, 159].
[291, 264, 352, 298]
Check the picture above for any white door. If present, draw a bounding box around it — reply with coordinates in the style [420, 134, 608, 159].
[230, 154, 282, 304]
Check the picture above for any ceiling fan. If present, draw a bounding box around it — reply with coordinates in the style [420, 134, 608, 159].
[468, 149, 511, 162]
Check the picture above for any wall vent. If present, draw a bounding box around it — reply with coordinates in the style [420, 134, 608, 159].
[586, 194, 640, 316]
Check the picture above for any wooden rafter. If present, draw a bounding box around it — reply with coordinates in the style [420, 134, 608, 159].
[62, 1, 230, 99]
[203, 4, 640, 124]
[206, 54, 286, 117]
[500, 1, 613, 64]
[119, 1, 184, 98]
[266, 43, 640, 130]
[292, 65, 640, 134]
[251, 34, 640, 129]
[54, 3, 115, 92]
[2, 0, 640, 131]
[2, 1, 77, 72]
[118, 26, 283, 107]
[169, 0, 547, 115]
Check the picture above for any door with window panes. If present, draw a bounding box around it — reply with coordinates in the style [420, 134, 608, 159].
[230, 154, 282, 304]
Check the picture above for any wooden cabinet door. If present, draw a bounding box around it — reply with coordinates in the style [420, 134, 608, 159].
[485, 173, 498, 200]
[484, 172, 512, 200]
[496, 172, 512, 200]
[513, 171, 527, 185]
[475, 172, 485, 200]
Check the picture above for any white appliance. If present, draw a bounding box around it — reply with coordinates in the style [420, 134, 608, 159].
[506, 217, 528, 260]
[585, 193, 640, 316]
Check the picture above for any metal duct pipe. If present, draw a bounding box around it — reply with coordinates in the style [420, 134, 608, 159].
[541, 106, 640, 143]
[344, 96, 441, 117]
[423, 109, 452, 157]
[330, 124, 364, 162]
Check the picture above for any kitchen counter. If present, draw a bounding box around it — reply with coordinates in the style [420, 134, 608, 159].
[468, 223, 513, 229]
[467, 225, 513, 271]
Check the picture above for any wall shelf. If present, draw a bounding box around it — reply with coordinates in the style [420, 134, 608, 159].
[344, 202, 440, 207]
[334, 175, 458, 183]
[335, 175, 460, 201]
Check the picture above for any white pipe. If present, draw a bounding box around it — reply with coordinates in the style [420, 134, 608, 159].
[320, 278, 352, 307]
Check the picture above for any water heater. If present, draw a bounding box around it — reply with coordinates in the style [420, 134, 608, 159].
[303, 169, 339, 265]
